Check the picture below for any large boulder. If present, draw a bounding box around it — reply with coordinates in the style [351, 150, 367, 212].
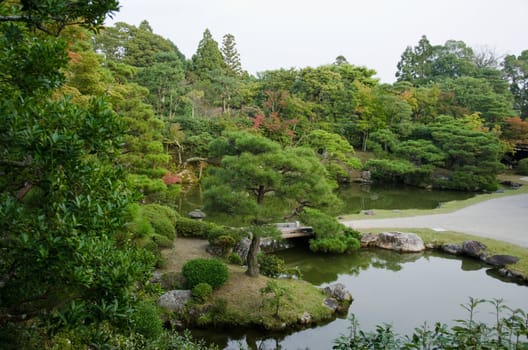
[323, 283, 353, 302]
[360, 233, 379, 248]
[188, 209, 206, 219]
[157, 290, 192, 313]
[376, 232, 425, 253]
[462, 240, 487, 258]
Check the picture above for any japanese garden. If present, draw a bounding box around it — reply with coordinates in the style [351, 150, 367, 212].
[1, 1, 528, 349]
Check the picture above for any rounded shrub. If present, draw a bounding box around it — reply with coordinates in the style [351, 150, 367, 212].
[182, 258, 228, 289]
[191, 282, 213, 304]
[227, 252, 243, 265]
[131, 301, 163, 340]
[517, 158, 528, 175]
[151, 234, 173, 248]
[140, 204, 177, 239]
[257, 253, 286, 278]
[175, 218, 215, 238]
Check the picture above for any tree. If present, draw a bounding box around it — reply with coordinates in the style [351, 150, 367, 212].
[503, 50, 528, 119]
[221, 33, 243, 77]
[396, 35, 433, 84]
[204, 132, 339, 277]
[0, 0, 153, 336]
[190, 28, 226, 81]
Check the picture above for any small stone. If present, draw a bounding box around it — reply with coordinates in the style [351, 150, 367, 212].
[323, 298, 339, 312]
[299, 311, 312, 325]
[442, 243, 463, 255]
[323, 283, 353, 302]
[363, 210, 376, 216]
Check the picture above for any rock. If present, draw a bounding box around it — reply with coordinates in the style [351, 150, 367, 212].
[323, 283, 353, 302]
[485, 255, 520, 266]
[462, 240, 487, 258]
[376, 232, 425, 253]
[233, 237, 251, 264]
[363, 210, 376, 216]
[188, 209, 206, 219]
[360, 233, 379, 247]
[425, 243, 437, 249]
[150, 271, 162, 284]
[157, 290, 192, 313]
[299, 311, 312, 325]
[441, 243, 463, 255]
[322, 298, 339, 312]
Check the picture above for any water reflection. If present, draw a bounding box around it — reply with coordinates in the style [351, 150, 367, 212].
[195, 246, 527, 350]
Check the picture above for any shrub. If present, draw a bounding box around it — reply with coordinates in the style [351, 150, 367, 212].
[151, 234, 173, 248]
[131, 301, 163, 340]
[258, 253, 286, 278]
[191, 283, 213, 304]
[227, 252, 243, 265]
[517, 158, 528, 175]
[140, 239, 165, 268]
[175, 218, 215, 238]
[182, 258, 228, 289]
[300, 207, 342, 238]
[140, 204, 177, 239]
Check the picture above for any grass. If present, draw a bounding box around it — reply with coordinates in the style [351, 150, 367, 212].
[339, 174, 528, 221]
[160, 238, 337, 330]
[208, 266, 334, 329]
[358, 227, 528, 279]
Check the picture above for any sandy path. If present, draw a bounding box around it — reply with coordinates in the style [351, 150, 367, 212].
[342, 193, 528, 247]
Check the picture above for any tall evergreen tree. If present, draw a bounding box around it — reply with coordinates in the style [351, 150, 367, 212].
[190, 28, 226, 81]
[221, 33, 243, 77]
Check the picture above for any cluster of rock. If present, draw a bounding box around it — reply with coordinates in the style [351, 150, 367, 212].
[440, 240, 522, 279]
[321, 283, 353, 314]
[361, 231, 426, 253]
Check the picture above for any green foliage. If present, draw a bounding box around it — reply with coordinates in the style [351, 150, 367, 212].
[151, 234, 173, 248]
[175, 218, 216, 238]
[257, 253, 286, 278]
[333, 298, 528, 350]
[131, 301, 163, 340]
[160, 272, 185, 291]
[139, 204, 178, 239]
[300, 208, 343, 238]
[259, 280, 291, 317]
[182, 259, 229, 289]
[517, 158, 528, 175]
[227, 253, 243, 265]
[191, 283, 213, 304]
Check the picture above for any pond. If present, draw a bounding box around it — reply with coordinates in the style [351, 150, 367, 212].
[194, 246, 528, 350]
[175, 183, 474, 219]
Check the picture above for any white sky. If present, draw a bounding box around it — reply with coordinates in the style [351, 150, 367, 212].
[107, 0, 528, 83]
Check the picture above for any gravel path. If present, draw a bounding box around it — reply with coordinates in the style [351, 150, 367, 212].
[342, 193, 528, 247]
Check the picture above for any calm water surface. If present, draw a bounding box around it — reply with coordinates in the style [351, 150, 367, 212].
[195, 246, 528, 350]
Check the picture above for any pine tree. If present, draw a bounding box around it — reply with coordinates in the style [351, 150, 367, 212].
[221, 33, 243, 77]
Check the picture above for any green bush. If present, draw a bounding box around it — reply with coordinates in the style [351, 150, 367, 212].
[182, 258, 228, 289]
[131, 301, 163, 340]
[517, 158, 528, 175]
[257, 253, 286, 278]
[309, 236, 359, 254]
[140, 204, 177, 239]
[175, 218, 216, 238]
[151, 234, 173, 248]
[300, 207, 342, 238]
[191, 283, 213, 304]
[140, 239, 165, 268]
[227, 253, 243, 265]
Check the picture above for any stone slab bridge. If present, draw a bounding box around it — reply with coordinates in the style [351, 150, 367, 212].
[275, 222, 314, 239]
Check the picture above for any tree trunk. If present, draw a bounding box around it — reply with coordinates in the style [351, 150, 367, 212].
[246, 235, 261, 277]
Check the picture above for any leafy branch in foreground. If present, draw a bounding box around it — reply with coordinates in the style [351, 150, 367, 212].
[333, 298, 528, 350]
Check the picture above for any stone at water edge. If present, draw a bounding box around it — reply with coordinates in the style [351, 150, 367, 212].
[462, 240, 487, 258]
[485, 255, 520, 267]
[323, 298, 339, 312]
[441, 243, 463, 255]
[360, 233, 379, 247]
[158, 290, 192, 313]
[299, 311, 312, 325]
[323, 283, 353, 302]
[376, 232, 425, 253]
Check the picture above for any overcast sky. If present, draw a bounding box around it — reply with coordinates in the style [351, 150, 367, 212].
[107, 0, 528, 83]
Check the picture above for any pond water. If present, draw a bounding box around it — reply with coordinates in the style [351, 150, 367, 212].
[194, 245, 528, 350]
[175, 183, 474, 219]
